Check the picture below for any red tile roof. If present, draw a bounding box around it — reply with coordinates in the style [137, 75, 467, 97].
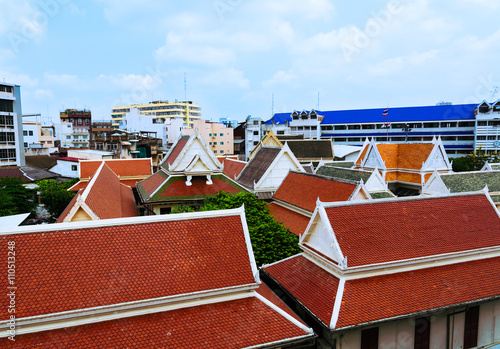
[84, 164, 137, 220]
[0, 215, 255, 319]
[256, 283, 304, 324]
[323, 194, 500, 267]
[268, 203, 311, 236]
[264, 254, 500, 330]
[2, 297, 309, 348]
[377, 143, 435, 170]
[0, 168, 30, 182]
[264, 255, 339, 326]
[223, 158, 247, 180]
[80, 159, 152, 179]
[164, 135, 190, 166]
[57, 157, 81, 162]
[70, 178, 143, 191]
[337, 256, 500, 329]
[273, 172, 358, 212]
[157, 176, 244, 200]
[138, 170, 168, 198]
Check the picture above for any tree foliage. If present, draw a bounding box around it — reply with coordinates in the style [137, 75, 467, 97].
[37, 178, 78, 221]
[173, 192, 301, 265]
[0, 177, 37, 217]
[452, 149, 500, 172]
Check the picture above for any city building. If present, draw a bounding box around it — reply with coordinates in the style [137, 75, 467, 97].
[240, 116, 263, 160]
[118, 108, 184, 147]
[0, 208, 315, 347]
[57, 162, 137, 223]
[319, 104, 477, 156]
[48, 157, 81, 178]
[137, 130, 248, 214]
[22, 121, 55, 149]
[0, 82, 25, 166]
[54, 122, 74, 148]
[263, 110, 323, 140]
[474, 100, 500, 153]
[262, 192, 500, 348]
[59, 109, 91, 148]
[184, 119, 234, 155]
[111, 100, 201, 129]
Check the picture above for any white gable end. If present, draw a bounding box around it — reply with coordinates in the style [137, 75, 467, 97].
[171, 138, 221, 173]
[256, 147, 304, 191]
[364, 147, 384, 169]
[301, 207, 343, 264]
[422, 172, 450, 196]
[364, 171, 387, 192]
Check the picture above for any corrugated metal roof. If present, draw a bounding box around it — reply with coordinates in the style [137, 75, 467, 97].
[320, 104, 477, 124]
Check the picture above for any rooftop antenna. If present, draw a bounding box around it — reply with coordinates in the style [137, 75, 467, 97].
[184, 72, 187, 101]
[317, 91, 320, 110]
[272, 93, 274, 117]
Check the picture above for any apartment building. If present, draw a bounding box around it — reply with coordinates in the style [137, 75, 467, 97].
[22, 122, 55, 148]
[474, 100, 500, 153]
[184, 119, 234, 155]
[59, 109, 91, 148]
[111, 100, 201, 129]
[0, 82, 25, 166]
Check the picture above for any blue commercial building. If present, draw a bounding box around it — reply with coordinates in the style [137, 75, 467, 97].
[318, 104, 477, 156]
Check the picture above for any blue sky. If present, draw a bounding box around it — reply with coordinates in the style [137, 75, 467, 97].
[1, 0, 499, 123]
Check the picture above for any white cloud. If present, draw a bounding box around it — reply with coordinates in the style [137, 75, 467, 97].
[0, 71, 38, 88]
[96, 74, 163, 91]
[255, 0, 335, 20]
[202, 68, 249, 89]
[44, 73, 81, 86]
[34, 89, 54, 99]
[263, 71, 297, 87]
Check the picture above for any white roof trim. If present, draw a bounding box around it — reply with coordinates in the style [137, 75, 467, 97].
[329, 277, 345, 329]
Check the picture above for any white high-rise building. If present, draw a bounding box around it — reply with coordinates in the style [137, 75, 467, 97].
[0, 82, 25, 166]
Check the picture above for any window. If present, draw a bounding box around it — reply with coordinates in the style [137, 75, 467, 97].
[348, 138, 361, 142]
[488, 135, 497, 140]
[253, 131, 258, 136]
[334, 138, 347, 142]
[220, 133, 224, 136]
[71, 165, 77, 171]
[458, 136, 474, 141]
[214, 150, 217, 154]
[0, 115, 14, 126]
[477, 136, 486, 140]
[220, 142, 223, 145]
[0, 132, 15, 142]
[160, 207, 171, 215]
[253, 141, 258, 145]
[220, 150, 224, 153]
[414, 317, 431, 349]
[0, 149, 16, 159]
[322, 126, 333, 131]
[277, 131, 285, 135]
[29, 130, 33, 136]
[66, 136, 71, 139]
[24, 142, 28, 148]
[0, 100, 13, 112]
[347, 125, 361, 130]
[478, 121, 487, 126]
[208, 133, 211, 137]
[361, 327, 378, 349]
[23, 130, 28, 136]
[82, 135, 88, 139]
[362, 124, 375, 130]
[423, 122, 439, 128]
[459, 122, 475, 127]
[209, 142, 212, 145]
[464, 306, 479, 349]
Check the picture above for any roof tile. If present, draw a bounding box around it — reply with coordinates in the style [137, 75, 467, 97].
[268, 203, 311, 236]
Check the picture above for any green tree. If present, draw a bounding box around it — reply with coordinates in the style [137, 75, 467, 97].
[452, 149, 500, 172]
[0, 177, 37, 217]
[199, 191, 301, 265]
[37, 178, 78, 221]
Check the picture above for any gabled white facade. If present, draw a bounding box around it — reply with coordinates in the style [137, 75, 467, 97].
[252, 143, 305, 193]
[421, 170, 451, 196]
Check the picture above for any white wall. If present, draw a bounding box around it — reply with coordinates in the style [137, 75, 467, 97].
[333, 300, 500, 349]
[50, 160, 79, 178]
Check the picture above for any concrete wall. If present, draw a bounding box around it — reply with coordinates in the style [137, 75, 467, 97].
[50, 160, 79, 178]
[330, 299, 500, 349]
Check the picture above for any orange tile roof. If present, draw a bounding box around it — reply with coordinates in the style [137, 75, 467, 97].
[70, 178, 144, 191]
[2, 297, 309, 348]
[223, 158, 247, 180]
[324, 194, 500, 266]
[376, 143, 434, 170]
[138, 171, 168, 198]
[80, 159, 152, 179]
[264, 254, 500, 330]
[264, 255, 339, 326]
[268, 203, 311, 236]
[355, 143, 369, 165]
[394, 170, 422, 184]
[273, 172, 358, 212]
[84, 163, 137, 220]
[0, 215, 255, 320]
[256, 283, 304, 324]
